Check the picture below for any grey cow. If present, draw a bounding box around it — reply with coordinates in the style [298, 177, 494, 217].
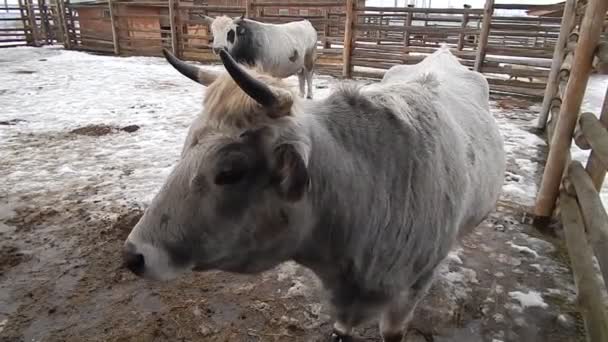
[123, 46, 505, 341]
[202, 14, 318, 99]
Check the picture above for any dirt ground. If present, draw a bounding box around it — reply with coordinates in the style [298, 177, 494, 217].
[0, 48, 585, 342]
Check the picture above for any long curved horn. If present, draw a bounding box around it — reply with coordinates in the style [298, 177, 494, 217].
[162, 49, 218, 86]
[219, 49, 278, 107]
[197, 14, 215, 25]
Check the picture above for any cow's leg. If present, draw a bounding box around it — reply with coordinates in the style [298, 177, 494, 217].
[379, 271, 435, 342]
[305, 67, 314, 99]
[330, 321, 353, 342]
[297, 70, 306, 98]
[304, 47, 316, 99]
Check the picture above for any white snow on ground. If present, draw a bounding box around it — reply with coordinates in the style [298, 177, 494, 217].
[507, 241, 539, 258]
[508, 290, 549, 309]
[1, 46, 545, 209]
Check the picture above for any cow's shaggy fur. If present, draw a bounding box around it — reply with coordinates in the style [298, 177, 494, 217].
[125, 47, 505, 342]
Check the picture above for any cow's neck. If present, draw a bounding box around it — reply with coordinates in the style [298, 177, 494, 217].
[291, 110, 374, 278]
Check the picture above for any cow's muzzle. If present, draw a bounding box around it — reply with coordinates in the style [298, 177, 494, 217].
[123, 241, 145, 276]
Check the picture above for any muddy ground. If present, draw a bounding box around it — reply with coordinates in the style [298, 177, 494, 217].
[0, 47, 585, 342]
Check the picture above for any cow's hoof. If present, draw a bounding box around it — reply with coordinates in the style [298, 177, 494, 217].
[382, 333, 404, 342]
[407, 328, 434, 342]
[330, 331, 353, 342]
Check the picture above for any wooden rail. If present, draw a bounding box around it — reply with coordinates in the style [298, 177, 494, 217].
[535, 0, 608, 218]
[559, 102, 608, 342]
[3, 0, 566, 98]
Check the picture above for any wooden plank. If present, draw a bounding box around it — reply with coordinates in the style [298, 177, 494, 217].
[488, 84, 545, 98]
[535, 0, 608, 218]
[253, 1, 345, 7]
[513, 0, 574, 125]
[586, 86, 608, 190]
[568, 161, 608, 289]
[490, 23, 561, 32]
[474, 0, 494, 72]
[107, 0, 119, 54]
[356, 24, 479, 34]
[486, 77, 547, 90]
[168, 0, 177, 55]
[361, 6, 483, 15]
[559, 190, 608, 342]
[579, 112, 608, 170]
[484, 56, 552, 68]
[342, 0, 354, 78]
[457, 5, 470, 51]
[482, 65, 550, 78]
[485, 46, 553, 58]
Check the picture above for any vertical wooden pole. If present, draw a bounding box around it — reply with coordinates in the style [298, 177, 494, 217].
[107, 0, 119, 55]
[324, 10, 331, 48]
[25, 0, 40, 46]
[457, 4, 470, 51]
[168, 0, 178, 55]
[342, 0, 355, 78]
[37, 0, 48, 44]
[52, 0, 65, 46]
[474, 0, 493, 72]
[245, 0, 253, 18]
[585, 86, 608, 190]
[403, 4, 413, 50]
[18, 0, 32, 45]
[64, 0, 76, 47]
[535, 0, 608, 219]
[537, 0, 577, 130]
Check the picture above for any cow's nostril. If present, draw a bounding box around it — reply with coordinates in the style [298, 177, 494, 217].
[123, 242, 145, 276]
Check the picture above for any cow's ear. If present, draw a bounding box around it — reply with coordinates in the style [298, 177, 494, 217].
[272, 144, 309, 202]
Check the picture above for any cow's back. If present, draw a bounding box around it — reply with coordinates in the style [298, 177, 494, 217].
[302, 51, 504, 294]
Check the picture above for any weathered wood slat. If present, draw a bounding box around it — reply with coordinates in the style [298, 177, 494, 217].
[535, 0, 608, 217]
[579, 112, 608, 170]
[567, 161, 608, 289]
[559, 190, 608, 342]
[585, 87, 608, 190]
[253, 1, 345, 7]
[361, 6, 483, 15]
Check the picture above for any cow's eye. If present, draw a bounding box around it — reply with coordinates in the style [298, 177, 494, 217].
[237, 26, 246, 35]
[227, 29, 235, 43]
[215, 167, 247, 185]
[214, 156, 249, 186]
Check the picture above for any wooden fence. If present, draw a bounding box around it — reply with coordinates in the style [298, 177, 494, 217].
[0, 0, 577, 98]
[0, 0, 59, 48]
[532, 0, 608, 340]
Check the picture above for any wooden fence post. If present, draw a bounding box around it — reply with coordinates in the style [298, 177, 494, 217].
[245, 0, 253, 18]
[457, 4, 470, 51]
[342, 0, 355, 78]
[24, 0, 40, 46]
[534, 0, 608, 219]
[324, 10, 330, 48]
[17, 0, 32, 45]
[474, 0, 493, 72]
[585, 86, 608, 190]
[168, 0, 178, 55]
[107, 0, 119, 55]
[403, 4, 413, 49]
[537, 0, 577, 130]
[560, 190, 608, 342]
[57, 0, 70, 48]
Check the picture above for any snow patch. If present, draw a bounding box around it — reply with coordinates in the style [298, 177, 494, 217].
[509, 290, 548, 309]
[507, 242, 539, 258]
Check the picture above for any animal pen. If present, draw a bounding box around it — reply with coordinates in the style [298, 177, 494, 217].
[3, 0, 574, 98]
[2, 0, 608, 341]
